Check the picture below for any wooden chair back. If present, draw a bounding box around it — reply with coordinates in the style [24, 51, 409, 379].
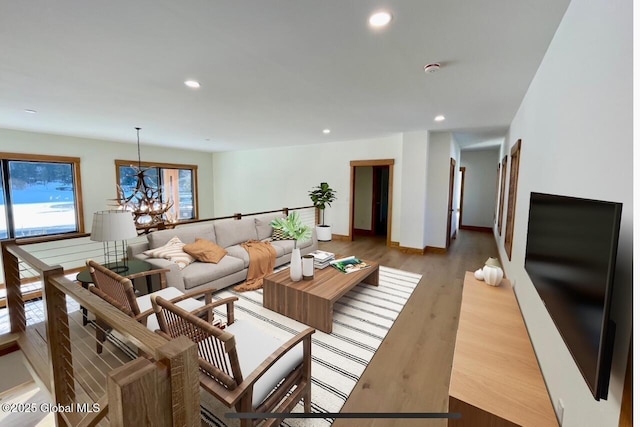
[153, 295, 243, 391]
[152, 294, 315, 427]
[86, 259, 140, 317]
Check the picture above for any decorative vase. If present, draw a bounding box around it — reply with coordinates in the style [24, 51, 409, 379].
[302, 255, 315, 280]
[290, 247, 302, 282]
[483, 258, 504, 286]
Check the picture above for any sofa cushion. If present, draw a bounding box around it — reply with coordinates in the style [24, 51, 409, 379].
[226, 320, 303, 408]
[270, 228, 292, 241]
[214, 219, 258, 248]
[183, 239, 227, 263]
[181, 256, 245, 290]
[148, 224, 216, 249]
[143, 236, 195, 270]
[270, 237, 313, 254]
[225, 245, 250, 268]
[137, 287, 203, 332]
[254, 213, 285, 241]
[269, 243, 285, 258]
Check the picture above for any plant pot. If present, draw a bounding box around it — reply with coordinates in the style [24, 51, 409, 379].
[290, 248, 302, 282]
[316, 225, 332, 242]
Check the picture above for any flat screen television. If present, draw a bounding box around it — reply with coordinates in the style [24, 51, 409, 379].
[524, 192, 622, 400]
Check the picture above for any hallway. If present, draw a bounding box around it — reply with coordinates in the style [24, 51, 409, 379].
[322, 229, 499, 426]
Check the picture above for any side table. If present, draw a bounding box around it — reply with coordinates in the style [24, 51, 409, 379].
[76, 260, 153, 325]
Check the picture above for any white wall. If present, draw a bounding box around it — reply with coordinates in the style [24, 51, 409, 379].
[399, 131, 428, 249]
[0, 127, 215, 280]
[353, 167, 373, 230]
[0, 128, 215, 224]
[495, 2, 632, 426]
[460, 149, 500, 228]
[211, 134, 404, 241]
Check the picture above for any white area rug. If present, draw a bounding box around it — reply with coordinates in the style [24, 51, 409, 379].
[200, 266, 422, 427]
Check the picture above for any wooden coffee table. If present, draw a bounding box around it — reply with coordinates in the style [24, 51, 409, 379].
[263, 258, 379, 333]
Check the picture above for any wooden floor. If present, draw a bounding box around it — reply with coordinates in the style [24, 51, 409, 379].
[323, 230, 499, 427]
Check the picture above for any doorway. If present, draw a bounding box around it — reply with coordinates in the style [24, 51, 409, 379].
[349, 159, 394, 246]
[446, 158, 456, 249]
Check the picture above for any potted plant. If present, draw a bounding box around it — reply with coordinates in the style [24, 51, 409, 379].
[271, 211, 311, 281]
[309, 182, 337, 242]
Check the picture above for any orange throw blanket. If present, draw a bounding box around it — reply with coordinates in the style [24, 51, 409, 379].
[233, 240, 277, 292]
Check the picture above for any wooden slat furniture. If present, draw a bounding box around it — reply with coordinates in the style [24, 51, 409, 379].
[76, 259, 154, 325]
[86, 260, 215, 354]
[151, 295, 315, 427]
[263, 259, 379, 333]
[449, 272, 558, 427]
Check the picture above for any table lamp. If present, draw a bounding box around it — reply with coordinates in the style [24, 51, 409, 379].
[90, 210, 138, 273]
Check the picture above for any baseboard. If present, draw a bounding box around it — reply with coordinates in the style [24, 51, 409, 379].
[460, 225, 494, 233]
[395, 246, 426, 255]
[389, 242, 446, 255]
[425, 246, 447, 254]
[331, 234, 351, 242]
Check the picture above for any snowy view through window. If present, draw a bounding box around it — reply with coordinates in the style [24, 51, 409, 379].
[0, 161, 77, 239]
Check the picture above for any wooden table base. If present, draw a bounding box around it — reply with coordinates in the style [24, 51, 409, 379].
[263, 259, 379, 333]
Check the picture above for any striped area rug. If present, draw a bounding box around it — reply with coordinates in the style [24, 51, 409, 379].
[200, 265, 422, 427]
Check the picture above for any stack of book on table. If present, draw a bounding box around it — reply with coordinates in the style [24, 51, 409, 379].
[308, 250, 335, 269]
[330, 256, 371, 274]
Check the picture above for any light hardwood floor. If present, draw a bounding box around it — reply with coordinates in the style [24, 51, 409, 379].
[322, 229, 499, 427]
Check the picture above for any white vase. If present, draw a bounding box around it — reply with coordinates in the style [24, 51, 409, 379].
[290, 247, 302, 282]
[483, 265, 504, 286]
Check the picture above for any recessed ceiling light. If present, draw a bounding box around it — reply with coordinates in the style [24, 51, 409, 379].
[323, 129, 331, 134]
[24, 109, 37, 114]
[369, 11, 392, 27]
[434, 115, 446, 122]
[184, 80, 200, 89]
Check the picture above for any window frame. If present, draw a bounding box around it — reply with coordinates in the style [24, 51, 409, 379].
[0, 152, 85, 240]
[114, 159, 199, 221]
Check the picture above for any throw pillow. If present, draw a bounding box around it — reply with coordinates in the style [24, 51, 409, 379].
[183, 239, 227, 264]
[271, 228, 292, 241]
[143, 236, 195, 270]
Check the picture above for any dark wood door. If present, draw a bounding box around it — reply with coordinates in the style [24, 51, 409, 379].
[446, 158, 456, 249]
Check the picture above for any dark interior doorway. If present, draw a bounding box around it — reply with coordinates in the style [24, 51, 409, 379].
[350, 159, 394, 246]
[372, 166, 389, 236]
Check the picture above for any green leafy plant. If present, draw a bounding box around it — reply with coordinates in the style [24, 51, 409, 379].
[309, 182, 337, 226]
[270, 211, 311, 249]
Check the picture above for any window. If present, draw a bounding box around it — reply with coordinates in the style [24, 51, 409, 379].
[115, 160, 198, 221]
[0, 153, 84, 239]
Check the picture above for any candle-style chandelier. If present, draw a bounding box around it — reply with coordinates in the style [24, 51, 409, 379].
[116, 127, 174, 230]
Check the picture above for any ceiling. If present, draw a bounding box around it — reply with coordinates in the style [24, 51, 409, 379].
[0, 0, 570, 153]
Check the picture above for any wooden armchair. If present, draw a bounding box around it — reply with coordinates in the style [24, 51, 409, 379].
[86, 259, 215, 353]
[151, 295, 315, 427]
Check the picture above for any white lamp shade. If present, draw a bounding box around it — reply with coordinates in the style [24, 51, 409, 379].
[90, 210, 138, 242]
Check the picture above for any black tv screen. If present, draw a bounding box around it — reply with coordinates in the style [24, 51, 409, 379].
[524, 192, 621, 400]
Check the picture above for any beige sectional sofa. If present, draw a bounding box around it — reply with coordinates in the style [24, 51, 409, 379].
[127, 213, 318, 293]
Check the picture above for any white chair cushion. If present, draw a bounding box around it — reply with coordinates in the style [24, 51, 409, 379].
[226, 320, 304, 407]
[137, 287, 203, 332]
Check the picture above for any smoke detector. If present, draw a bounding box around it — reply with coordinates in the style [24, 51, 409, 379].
[424, 63, 441, 74]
